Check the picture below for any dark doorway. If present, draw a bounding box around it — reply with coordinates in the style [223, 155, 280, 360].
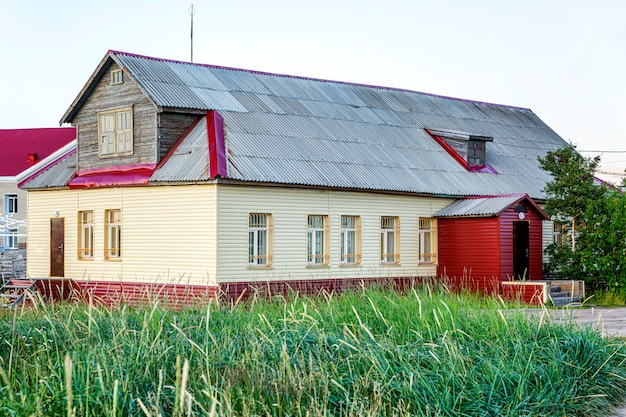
[50, 218, 65, 277]
[513, 221, 529, 279]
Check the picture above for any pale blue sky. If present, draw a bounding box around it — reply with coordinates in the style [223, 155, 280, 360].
[1, 0, 624, 180]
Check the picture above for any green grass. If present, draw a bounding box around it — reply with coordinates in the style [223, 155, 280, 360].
[587, 289, 626, 306]
[0, 287, 625, 416]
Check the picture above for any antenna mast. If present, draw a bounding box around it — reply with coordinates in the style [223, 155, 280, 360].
[188, 4, 195, 63]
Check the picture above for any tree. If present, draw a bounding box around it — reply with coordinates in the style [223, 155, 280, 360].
[539, 145, 626, 290]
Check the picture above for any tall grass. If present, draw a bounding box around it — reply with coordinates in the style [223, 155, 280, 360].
[0, 286, 625, 416]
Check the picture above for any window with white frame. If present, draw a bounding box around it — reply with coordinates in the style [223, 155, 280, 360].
[111, 69, 123, 85]
[380, 216, 400, 264]
[248, 213, 272, 267]
[99, 107, 133, 157]
[78, 211, 94, 259]
[419, 218, 437, 263]
[104, 209, 121, 259]
[3, 228, 17, 249]
[4, 194, 18, 215]
[307, 215, 329, 266]
[553, 222, 569, 245]
[340, 215, 361, 265]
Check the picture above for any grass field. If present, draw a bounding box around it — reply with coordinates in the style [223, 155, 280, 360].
[0, 286, 625, 416]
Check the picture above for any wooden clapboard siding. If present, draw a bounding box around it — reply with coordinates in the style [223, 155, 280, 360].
[215, 185, 452, 283]
[27, 186, 218, 286]
[72, 63, 158, 170]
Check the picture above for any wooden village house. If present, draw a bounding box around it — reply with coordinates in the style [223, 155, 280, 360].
[18, 50, 579, 305]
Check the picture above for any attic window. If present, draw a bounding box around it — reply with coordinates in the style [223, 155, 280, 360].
[426, 129, 496, 173]
[111, 69, 123, 85]
[468, 139, 485, 167]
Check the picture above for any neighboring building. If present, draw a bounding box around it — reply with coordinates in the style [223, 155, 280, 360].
[21, 51, 571, 303]
[0, 128, 75, 249]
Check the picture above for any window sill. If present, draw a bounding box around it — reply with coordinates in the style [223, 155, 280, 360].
[306, 264, 329, 269]
[339, 263, 361, 268]
[247, 265, 273, 270]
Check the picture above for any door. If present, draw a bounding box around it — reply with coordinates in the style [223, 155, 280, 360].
[513, 221, 529, 279]
[50, 218, 65, 277]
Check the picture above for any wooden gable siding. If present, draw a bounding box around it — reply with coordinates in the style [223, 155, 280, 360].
[215, 184, 452, 283]
[26, 185, 218, 285]
[72, 63, 158, 170]
[498, 207, 544, 280]
[157, 113, 201, 162]
[437, 217, 501, 287]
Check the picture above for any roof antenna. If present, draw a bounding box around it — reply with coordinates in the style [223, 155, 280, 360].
[188, 4, 195, 63]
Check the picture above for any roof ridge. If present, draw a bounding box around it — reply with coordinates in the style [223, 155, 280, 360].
[108, 50, 532, 112]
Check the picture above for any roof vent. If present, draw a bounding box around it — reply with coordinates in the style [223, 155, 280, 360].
[27, 152, 38, 164]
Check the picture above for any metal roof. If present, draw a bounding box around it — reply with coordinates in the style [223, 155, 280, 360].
[433, 195, 526, 218]
[52, 51, 572, 199]
[0, 128, 75, 176]
[20, 149, 77, 189]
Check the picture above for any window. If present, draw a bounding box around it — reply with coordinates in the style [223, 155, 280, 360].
[78, 211, 94, 259]
[99, 107, 133, 156]
[111, 69, 123, 85]
[380, 216, 400, 264]
[307, 215, 329, 266]
[3, 228, 17, 249]
[4, 194, 17, 215]
[104, 210, 121, 259]
[419, 218, 437, 263]
[248, 213, 272, 267]
[553, 222, 569, 245]
[467, 139, 485, 166]
[340, 215, 361, 265]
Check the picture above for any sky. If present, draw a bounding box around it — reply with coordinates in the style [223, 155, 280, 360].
[1, 0, 625, 182]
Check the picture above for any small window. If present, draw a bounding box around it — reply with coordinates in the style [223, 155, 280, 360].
[380, 216, 400, 264]
[553, 222, 569, 246]
[4, 194, 18, 215]
[99, 107, 133, 157]
[78, 211, 94, 259]
[3, 228, 18, 249]
[419, 218, 437, 263]
[104, 209, 121, 259]
[307, 215, 329, 266]
[467, 140, 485, 166]
[248, 213, 272, 267]
[111, 69, 123, 85]
[340, 215, 361, 265]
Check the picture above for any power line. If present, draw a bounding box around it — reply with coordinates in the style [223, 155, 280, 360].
[579, 149, 626, 154]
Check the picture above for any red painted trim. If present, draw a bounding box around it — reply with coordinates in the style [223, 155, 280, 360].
[207, 110, 227, 178]
[424, 129, 498, 174]
[69, 164, 156, 189]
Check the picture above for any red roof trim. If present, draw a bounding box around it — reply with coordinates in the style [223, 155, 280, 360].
[207, 110, 227, 178]
[69, 164, 155, 189]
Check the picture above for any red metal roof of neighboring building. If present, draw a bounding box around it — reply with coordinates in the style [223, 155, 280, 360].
[0, 128, 76, 176]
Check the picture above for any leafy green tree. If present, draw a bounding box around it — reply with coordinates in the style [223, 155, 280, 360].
[539, 145, 626, 290]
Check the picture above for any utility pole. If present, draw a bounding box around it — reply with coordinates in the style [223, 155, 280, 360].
[189, 4, 195, 63]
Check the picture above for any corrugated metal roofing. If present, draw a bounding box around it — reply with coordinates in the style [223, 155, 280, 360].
[433, 195, 525, 218]
[20, 149, 77, 189]
[49, 51, 571, 199]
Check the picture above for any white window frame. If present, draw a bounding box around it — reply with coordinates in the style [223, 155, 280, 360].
[78, 211, 94, 259]
[104, 209, 121, 260]
[307, 215, 329, 266]
[419, 218, 436, 263]
[380, 216, 400, 264]
[98, 107, 133, 157]
[248, 213, 272, 267]
[111, 69, 123, 85]
[4, 194, 18, 215]
[3, 228, 18, 249]
[340, 215, 360, 265]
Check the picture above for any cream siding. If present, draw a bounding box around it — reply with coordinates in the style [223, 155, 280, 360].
[542, 220, 554, 266]
[216, 185, 452, 283]
[27, 186, 217, 285]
